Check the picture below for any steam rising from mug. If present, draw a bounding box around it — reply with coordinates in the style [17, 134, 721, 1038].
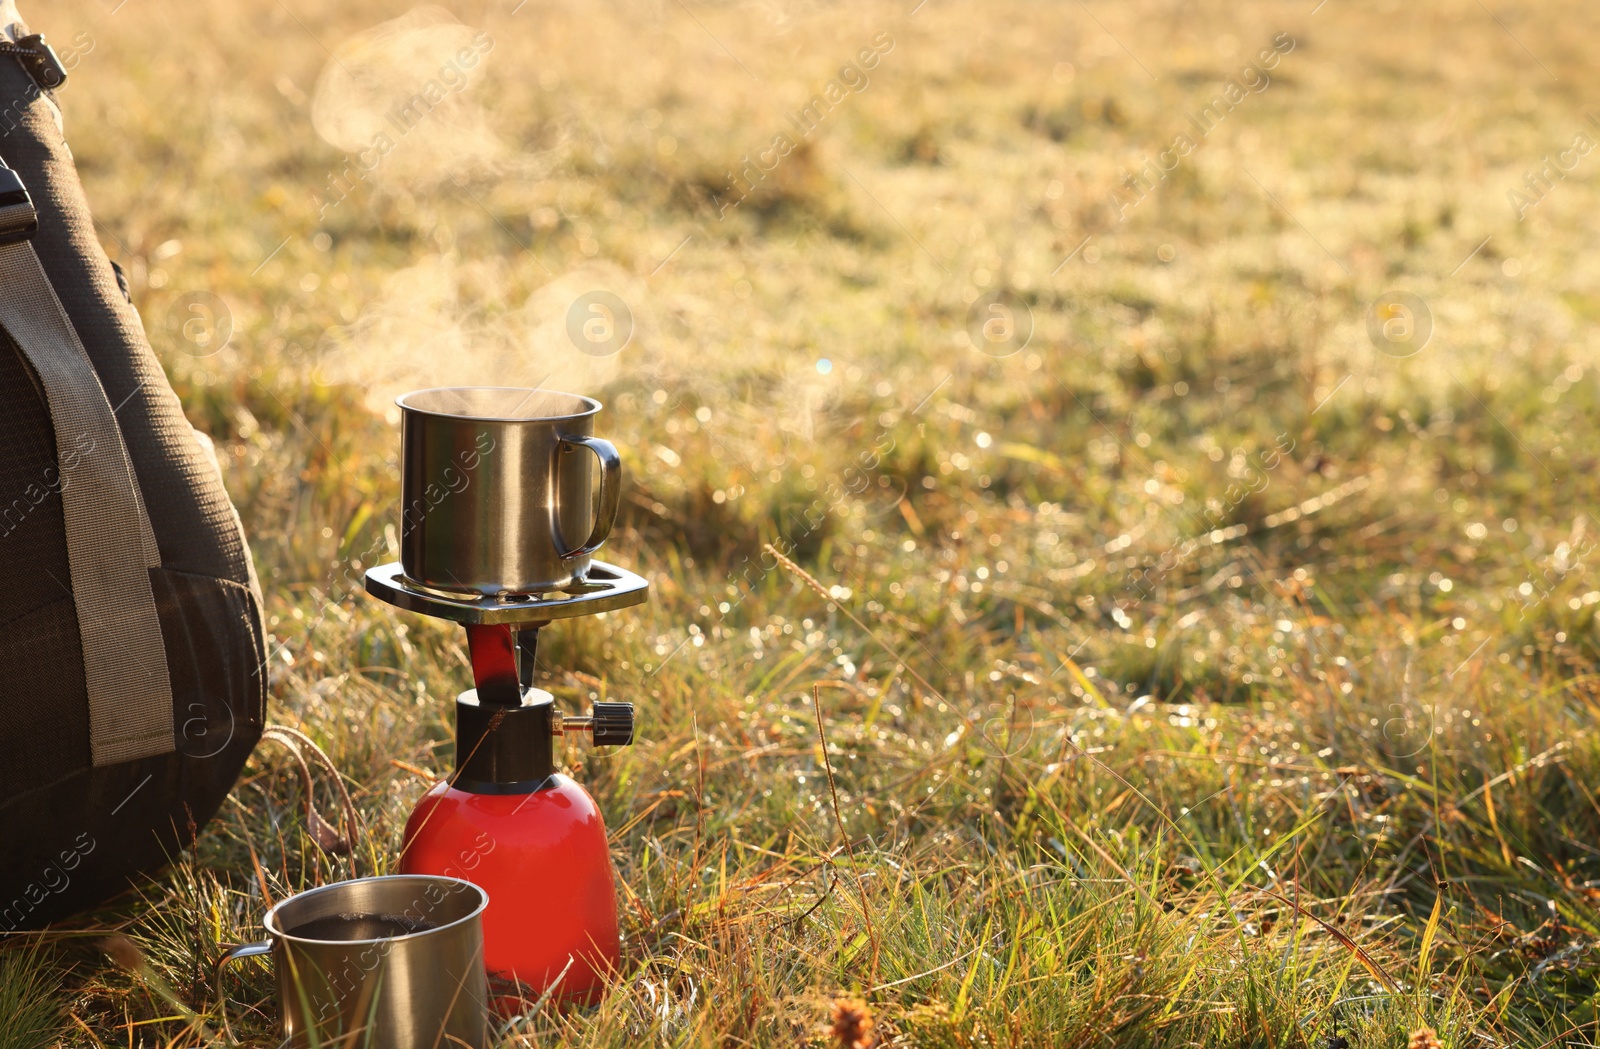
[309, 5, 502, 188]
[320, 259, 646, 414]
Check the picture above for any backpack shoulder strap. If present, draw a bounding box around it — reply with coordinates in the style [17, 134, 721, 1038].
[0, 160, 173, 765]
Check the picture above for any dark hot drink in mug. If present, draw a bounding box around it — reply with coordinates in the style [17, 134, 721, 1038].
[218, 874, 489, 1049]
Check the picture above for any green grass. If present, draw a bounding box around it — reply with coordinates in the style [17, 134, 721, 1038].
[6, 0, 1600, 1045]
[0, 944, 67, 1049]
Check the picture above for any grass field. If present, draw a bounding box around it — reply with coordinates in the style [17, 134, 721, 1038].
[7, 0, 1600, 1045]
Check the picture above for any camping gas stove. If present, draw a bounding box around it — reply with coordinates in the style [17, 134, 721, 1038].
[363, 387, 650, 1006]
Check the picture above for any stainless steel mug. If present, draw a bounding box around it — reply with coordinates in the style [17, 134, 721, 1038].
[396, 387, 622, 595]
[218, 874, 489, 1049]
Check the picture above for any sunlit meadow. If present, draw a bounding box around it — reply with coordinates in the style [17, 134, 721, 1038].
[5, 0, 1600, 1045]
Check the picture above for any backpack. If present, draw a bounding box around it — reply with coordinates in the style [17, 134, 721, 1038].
[0, 27, 265, 928]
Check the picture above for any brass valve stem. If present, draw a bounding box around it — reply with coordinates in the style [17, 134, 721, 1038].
[549, 702, 635, 746]
[552, 713, 593, 734]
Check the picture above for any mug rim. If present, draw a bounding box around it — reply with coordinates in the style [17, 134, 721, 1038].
[396, 385, 602, 423]
[261, 874, 489, 946]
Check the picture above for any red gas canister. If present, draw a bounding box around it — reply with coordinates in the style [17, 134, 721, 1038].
[400, 686, 634, 1006]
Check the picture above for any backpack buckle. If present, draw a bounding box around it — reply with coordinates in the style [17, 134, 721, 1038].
[11, 35, 67, 91]
[0, 163, 38, 245]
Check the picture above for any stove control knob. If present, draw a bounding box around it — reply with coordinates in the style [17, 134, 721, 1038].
[590, 702, 635, 746]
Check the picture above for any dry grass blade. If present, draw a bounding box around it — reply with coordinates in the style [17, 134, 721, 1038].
[766, 543, 946, 703]
[813, 682, 881, 985]
[1261, 890, 1399, 994]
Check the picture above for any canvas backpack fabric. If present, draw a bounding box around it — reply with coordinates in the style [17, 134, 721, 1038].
[0, 23, 265, 928]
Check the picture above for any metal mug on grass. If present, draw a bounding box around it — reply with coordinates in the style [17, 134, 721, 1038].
[218, 874, 489, 1049]
[397, 386, 621, 596]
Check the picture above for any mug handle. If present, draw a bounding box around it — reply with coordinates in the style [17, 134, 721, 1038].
[216, 940, 273, 1045]
[554, 434, 620, 561]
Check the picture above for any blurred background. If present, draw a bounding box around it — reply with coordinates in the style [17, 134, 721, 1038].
[9, 0, 1600, 1045]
